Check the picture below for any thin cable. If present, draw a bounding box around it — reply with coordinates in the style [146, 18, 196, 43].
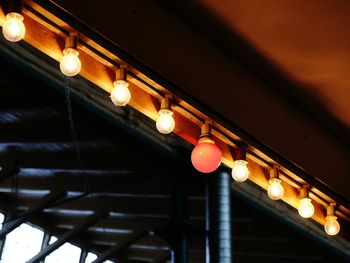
[64, 77, 106, 234]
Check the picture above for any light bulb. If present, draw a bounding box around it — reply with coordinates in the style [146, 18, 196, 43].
[267, 178, 284, 200]
[231, 160, 249, 182]
[60, 48, 81, 77]
[111, 80, 131, 106]
[2, 12, 25, 42]
[156, 109, 175, 134]
[191, 137, 222, 173]
[324, 215, 340, 236]
[298, 198, 314, 218]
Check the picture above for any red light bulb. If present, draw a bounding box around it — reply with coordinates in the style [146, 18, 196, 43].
[191, 137, 222, 173]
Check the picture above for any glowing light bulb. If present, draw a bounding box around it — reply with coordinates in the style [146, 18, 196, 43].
[324, 215, 340, 236]
[111, 80, 131, 106]
[231, 160, 249, 182]
[156, 109, 175, 134]
[60, 48, 81, 77]
[2, 12, 25, 42]
[191, 137, 222, 173]
[298, 198, 314, 218]
[267, 178, 284, 200]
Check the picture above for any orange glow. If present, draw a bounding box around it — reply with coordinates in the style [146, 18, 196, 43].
[191, 137, 222, 173]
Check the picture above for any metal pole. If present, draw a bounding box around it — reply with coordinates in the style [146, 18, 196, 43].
[206, 170, 232, 263]
[39, 232, 51, 263]
[79, 250, 88, 263]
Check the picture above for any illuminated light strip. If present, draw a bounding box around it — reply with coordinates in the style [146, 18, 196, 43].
[0, 1, 349, 229]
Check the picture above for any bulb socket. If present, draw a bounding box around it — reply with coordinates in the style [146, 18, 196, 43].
[200, 121, 213, 139]
[269, 165, 279, 179]
[160, 95, 172, 111]
[299, 185, 310, 199]
[326, 203, 336, 216]
[235, 144, 247, 161]
[117, 65, 128, 81]
[65, 32, 78, 50]
[1, 0, 23, 15]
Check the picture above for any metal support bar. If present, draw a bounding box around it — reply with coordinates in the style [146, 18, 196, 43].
[206, 170, 232, 263]
[79, 249, 88, 263]
[0, 190, 66, 239]
[39, 232, 51, 263]
[19, 190, 66, 218]
[92, 230, 147, 263]
[0, 213, 8, 257]
[27, 212, 109, 263]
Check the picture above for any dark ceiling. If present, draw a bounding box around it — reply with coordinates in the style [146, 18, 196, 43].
[199, 0, 350, 128]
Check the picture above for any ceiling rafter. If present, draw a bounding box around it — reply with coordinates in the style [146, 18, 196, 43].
[92, 230, 148, 263]
[27, 211, 109, 263]
[0, 190, 66, 239]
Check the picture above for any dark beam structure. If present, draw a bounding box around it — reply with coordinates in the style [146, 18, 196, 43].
[92, 230, 147, 263]
[206, 170, 232, 263]
[27, 212, 109, 263]
[79, 250, 88, 263]
[0, 190, 66, 239]
[152, 252, 171, 263]
[39, 232, 51, 263]
[153, 167, 201, 263]
[0, 147, 19, 184]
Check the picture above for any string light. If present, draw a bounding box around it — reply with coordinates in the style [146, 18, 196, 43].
[231, 146, 249, 182]
[3, 3, 349, 236]
[267, 165, 284, 200]
[324, 203, 340, 236]
[298, 186, 315, 218]
[2, 12, 25, 42]
[60, 32, 81, 77]
[156, 95, 175, 134]
[110, 65, 131, 106]
[1, 0, 25, 42]
[191, 121, 222, 173]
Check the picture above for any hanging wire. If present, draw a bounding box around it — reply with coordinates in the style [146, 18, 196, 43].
[64, 77, 106, 235]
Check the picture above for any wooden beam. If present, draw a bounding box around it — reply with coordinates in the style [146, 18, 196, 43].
[0, 190, 66, 239]
[27, 211, 109, 263]
[92, 230, 147, 263]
